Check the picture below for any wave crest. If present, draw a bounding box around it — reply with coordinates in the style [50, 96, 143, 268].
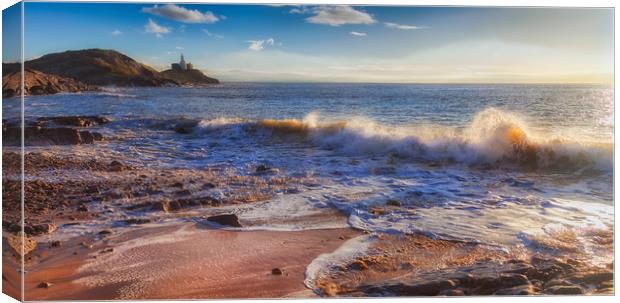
[192, 108, 612, 172]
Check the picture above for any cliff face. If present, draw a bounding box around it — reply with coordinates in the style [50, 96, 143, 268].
[25, 49, 177, 87]
[160, 69, 219, 85]
[2, 68, 97, 98]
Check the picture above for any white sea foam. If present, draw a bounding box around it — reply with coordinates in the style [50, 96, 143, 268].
[304, 234, 374, 293]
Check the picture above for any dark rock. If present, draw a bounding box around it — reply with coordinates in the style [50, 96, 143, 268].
[108, 160, 126, 172]
[37, 282, 53, 288]
[271, 268, 283, 275]
[123, 218, 152, 225]
[155, 200, 170, 213]
[206, 214, 242, 227]
[100, 247, 114, 253]
[28, 223, 56, 235]
[173, 120, 198, 134]
[38, 116, 110, 127]
[494, 284, 536, 295]
[255, 164, 272, 174]
[98, 230, 113, 235]
[77, 204, 88, 212]
[49, 240, 61, 247]
[546, 285, 584, 295]
[3, 68, 96, 98]
[3, 124, 103, 146]
[174, 189, 192, 197]
[386, 199, 401, 207]
[202, 183, 216, 189]
[568, 271, 613, 285]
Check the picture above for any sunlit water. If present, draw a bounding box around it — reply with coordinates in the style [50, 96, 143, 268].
[3, 83, 614, 265]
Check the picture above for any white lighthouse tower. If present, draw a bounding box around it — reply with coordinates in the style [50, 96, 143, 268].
[179, 54, 187, 70]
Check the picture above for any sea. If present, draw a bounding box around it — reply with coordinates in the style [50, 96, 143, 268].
[2, 82, 614, 267]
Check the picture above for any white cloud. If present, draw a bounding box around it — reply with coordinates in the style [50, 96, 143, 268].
[111, 29, 122, 36]
[176, 46, 184, 50]
[245, 38, 276, 51]
[142, 4, 219, 24]
[202, 29, 223, 38]
[350, 31, 367, 37]
[304, 6, 376, 26]
[144, 19, 171, 38]
[384, 22, 426, 30]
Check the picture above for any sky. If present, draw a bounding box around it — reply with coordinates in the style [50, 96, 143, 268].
[2, 2, 614, 83]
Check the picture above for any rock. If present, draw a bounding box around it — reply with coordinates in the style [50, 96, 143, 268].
[160, 68, 219, 86]
[155, 200, 170, 213]
[254, 164, 278, 174]
[49, 240, 61, 248]
[26, 223, 56, 236]
[123, 218, 152, 225]
[494, 284, 537, 295]
[98, 230, 113, 236]
[7, 232, 37, 257]
[546, 285, 584, 295]
[108, 160, 126, 172]
[37, 282, 53, 288]
[80, 242, 93, 249]
[3, 68, 96, 98]
[386, 199, 401, 207]
[174, 189, 192, 196]
[38, 116, 110, 127]
[568, 271, 613, 285]
[202, 183, 216, 189]
[100, 247, 114, 253]
[173, 120, 198, 134]
[3, 125, 103, 146]
[351, 260, 369, 271]
[205, 214, 242, 227]
[77, 204, 88, 212]
[544, 279, 575, 288]
[271, 268, 283, 275]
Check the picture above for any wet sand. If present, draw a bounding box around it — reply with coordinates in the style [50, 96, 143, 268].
[21, 224, 361, 300]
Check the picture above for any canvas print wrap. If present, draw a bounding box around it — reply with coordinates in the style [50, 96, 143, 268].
[1, 2, 615, 300]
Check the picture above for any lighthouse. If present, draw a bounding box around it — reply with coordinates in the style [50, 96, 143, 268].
[171, 54, 193, 71]
[179, 54, 187, 70]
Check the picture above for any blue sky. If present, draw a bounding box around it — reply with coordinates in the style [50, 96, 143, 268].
[2, 3, 614, 83]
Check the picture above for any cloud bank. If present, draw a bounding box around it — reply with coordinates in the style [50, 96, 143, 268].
[143, 4, 219, 24]
[144, 19, 170, 38]
[304, 6, 376, 26]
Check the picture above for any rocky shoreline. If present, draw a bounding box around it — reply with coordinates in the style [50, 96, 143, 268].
[1, 115, 615, 299]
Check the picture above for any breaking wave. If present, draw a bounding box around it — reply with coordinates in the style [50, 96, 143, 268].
[187, 108, 612, 173]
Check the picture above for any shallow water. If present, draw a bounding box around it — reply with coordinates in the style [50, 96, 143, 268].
[4, 83, 614, 266]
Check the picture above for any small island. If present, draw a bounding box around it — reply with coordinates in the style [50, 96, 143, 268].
[160, 54, 220, 86]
